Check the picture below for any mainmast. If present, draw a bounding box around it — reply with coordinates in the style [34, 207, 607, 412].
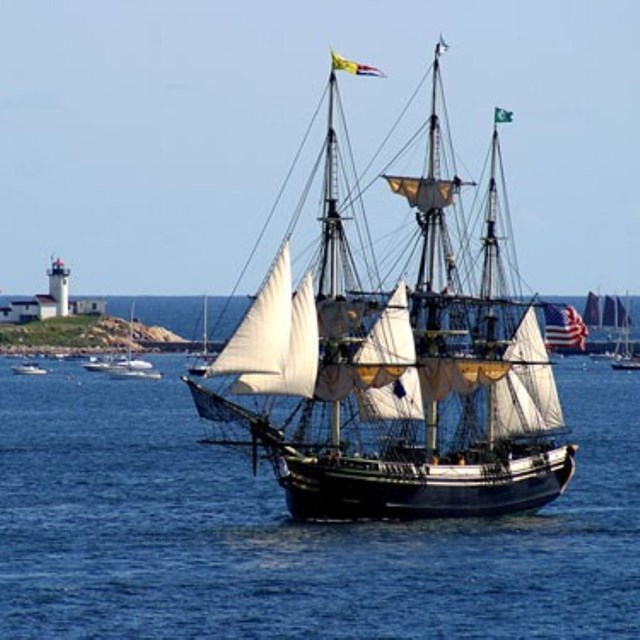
[413, 43, 461, 308]
[422, 43, 446, 457]
[384, 40, 464, 456]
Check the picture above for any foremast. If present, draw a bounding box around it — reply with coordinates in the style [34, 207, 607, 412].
[319, 69, 349, 448]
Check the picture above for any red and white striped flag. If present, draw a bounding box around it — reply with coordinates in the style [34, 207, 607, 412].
[544, 304, 588, 350]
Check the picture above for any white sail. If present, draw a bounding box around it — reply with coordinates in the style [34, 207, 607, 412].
[507, 306, 564, 429]
[354, 282, 415, 388]
[206, 242, 292, 377]
[356, 282, 424, 420]
[494, 306, 564, 434]
[232, 272, 319, 397]
[493, 369, 546, 437]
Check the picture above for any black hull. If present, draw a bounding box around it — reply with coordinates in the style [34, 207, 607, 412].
[281, 447, 576, 520]
[611, 362, 640, 371]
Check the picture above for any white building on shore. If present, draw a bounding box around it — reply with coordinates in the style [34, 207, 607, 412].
[0, 257, 106, 324]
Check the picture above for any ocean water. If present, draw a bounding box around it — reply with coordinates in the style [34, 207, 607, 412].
[102, 295, 250, 344]
[98, 294, 640, 344]
[1, 311, 639, 638]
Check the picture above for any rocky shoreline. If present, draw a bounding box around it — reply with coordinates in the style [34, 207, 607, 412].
[0, 316, 188, 356]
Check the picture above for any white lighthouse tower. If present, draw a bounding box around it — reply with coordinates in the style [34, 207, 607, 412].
[47, 257, 71, 317]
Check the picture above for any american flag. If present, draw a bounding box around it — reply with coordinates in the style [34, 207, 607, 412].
[544, 304, 589, 350]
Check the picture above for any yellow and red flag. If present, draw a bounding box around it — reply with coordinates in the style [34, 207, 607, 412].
[331, 51, 385, 77]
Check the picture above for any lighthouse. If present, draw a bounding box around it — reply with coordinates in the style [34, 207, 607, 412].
[47, 257, 71, 317]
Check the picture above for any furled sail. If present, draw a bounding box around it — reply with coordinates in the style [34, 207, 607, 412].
[315, 282, 420, 403]
[419, 359, 511, 403]
[317, 298, 367, 338]
[358, 367, 424, 421]
[494, 306, 564, 435]
[206, 242, 292, 377]
[384, 176, 457, 212]
[231, 272, 319, 397]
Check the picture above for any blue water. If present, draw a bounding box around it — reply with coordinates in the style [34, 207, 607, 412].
[96, 295, 640, 343]
[103, 295, 250, 344]
[2, 293, 637, 344]
[2, 316, 639, 637]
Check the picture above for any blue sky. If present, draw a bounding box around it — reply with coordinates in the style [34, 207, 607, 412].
[0, 1, 637, 296]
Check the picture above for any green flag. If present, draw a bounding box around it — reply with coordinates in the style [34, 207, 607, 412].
[494, 107, 514, 123]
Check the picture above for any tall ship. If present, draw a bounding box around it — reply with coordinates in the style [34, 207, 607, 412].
[184, 43, 577, 520]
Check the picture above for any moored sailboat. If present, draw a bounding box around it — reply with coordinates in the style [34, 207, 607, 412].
[187, 295, 217, 377]
[11, 361, 48, 375]
[607, 295, 638, 369]
[184, 44, 576, 520]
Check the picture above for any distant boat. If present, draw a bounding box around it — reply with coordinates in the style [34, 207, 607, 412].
[83, 356, 118, 371]
[603, 295, 633, 330]
[611, 296, 635, 369]
[11, 362, 48, 375]
[611, 359, 640, 371]
[582, 291, 601, 328]
[83, 355, 153, 372]
[187, 295, 217, 377]
[611, 351, 640, 370]
[113, 357, 154, 371]
[589, 352, 617, 362]
[109, 368, 162, 381]
[584, 292, 634, 362]
[583, 291, 633, 332]
[183, 44, 577, 521]
[187, 358, 216, 377]
[84, 303, 156, 373]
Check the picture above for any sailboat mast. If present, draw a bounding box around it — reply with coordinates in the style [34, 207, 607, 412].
[427, 56, 439, 182]
[423, 45, 443, 456]
[318, 71, 342, 299]
[479, 126, 504, 446]
[480, 128, 500, 315]
[324, 70, 342, 447]
[203, 294, 208, 357]
[128, 301, 134, 363]
[417, 52, 441, 297]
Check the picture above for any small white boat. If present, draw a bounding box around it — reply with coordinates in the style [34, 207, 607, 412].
[11, 362, 48, 375]
[122, 358, 154, 370]
[186, 295, 217, 377]
[109, 368, 162, 380]
[611, 357, 640, 371]
[589, 351, 616, 362]
[83, 357, 117, 372]
[83, 356, 154, 372]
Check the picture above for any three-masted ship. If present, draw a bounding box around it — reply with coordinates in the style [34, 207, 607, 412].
[184, 43, 577, 520]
